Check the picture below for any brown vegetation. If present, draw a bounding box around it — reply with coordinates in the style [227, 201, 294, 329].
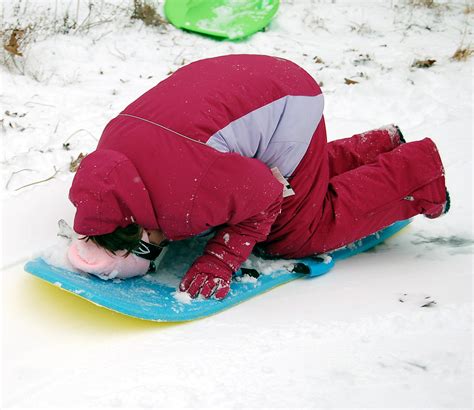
[451, 47, 473, 61]
[407, 0, 437, 7]
[131, 0, 168, 27]
[411, 58, 436, 68]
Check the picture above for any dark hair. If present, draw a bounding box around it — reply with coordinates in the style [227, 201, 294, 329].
[81, 223, 143, 257]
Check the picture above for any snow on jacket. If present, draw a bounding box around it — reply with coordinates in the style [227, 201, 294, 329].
[69, 54, 324, 274]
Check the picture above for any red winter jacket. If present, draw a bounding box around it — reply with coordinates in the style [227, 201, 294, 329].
[69, 54, 325, 276]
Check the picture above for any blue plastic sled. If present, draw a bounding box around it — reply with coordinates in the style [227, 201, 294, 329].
[24, 220, 411, 322]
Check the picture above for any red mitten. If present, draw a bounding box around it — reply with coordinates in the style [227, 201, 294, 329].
[179, 254, 233, 300]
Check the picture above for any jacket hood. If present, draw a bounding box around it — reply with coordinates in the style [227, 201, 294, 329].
[69, 149, 158, 235]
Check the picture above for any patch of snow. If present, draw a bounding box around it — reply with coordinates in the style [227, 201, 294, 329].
[173, 290, 192, 305]
[223, 233, 230, 244]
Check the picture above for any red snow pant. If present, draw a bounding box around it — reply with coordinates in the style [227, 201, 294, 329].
[262, 121, 447, 258]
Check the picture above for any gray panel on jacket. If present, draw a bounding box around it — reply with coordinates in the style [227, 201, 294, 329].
[206, 94, 324, 177]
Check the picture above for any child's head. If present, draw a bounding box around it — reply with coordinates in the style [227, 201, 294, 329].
[67, 224, 152, 279]
[81, 223, 143, 257]
[69, 149, 159, 242]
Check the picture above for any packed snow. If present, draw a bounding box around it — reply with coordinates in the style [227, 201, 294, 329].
[1, 0, 472, 408]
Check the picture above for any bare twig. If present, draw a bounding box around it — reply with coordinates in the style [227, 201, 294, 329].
[173, 48, 185, 65]
[5, 168, 34, 190]
[6, 53, 25, 75]
[92, 30, 113, 44]
[63, 128, 98, 145]
[79, 19, 113, 31]
[109, 43, 127, 61]
[75, 0, 81, 29]
[14, 166, 60, 191]
[24, 100, 56, 108]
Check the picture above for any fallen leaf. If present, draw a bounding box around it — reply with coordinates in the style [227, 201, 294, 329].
[70, 153, 87, 172]
[4, 28, 25, 57]
[5, 110, 26, 117]
[344, 78, 359, 85]
[412, 59, 436, 68]
[8, 121, 25, 131]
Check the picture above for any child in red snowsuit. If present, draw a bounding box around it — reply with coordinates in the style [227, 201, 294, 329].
[69, 54, 448, 300]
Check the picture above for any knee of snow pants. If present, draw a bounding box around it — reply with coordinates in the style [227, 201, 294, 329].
[327, 124, 404, 178]
[294, 137, 447, 256]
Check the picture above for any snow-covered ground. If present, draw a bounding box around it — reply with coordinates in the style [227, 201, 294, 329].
[1, 0, 472, 407]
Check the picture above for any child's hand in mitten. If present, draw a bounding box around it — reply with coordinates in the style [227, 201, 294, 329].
[179, 254, 232, 300]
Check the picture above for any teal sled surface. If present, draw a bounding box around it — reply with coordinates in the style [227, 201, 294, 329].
[24, 220, 411, 322]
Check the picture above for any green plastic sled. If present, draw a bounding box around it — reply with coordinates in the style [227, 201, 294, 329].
[164, 0, 280, 40]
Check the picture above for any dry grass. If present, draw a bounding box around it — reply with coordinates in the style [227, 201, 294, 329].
[131, 0, 168, 27]
[451, 46, 473, 61]
[407, 0, 438, 7]
[463, 0, 474, 14]
[1, 0, 137, 76]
